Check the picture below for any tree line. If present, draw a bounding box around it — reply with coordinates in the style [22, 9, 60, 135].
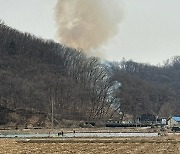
[0, 20, 179, 124]
[107, 58, 180, 121]
[0, 21, 120, 122]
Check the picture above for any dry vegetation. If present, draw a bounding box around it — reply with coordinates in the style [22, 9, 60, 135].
[0, 135, 179, 154]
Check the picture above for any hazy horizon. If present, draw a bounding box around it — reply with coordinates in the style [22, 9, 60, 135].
[0, 0, 180, 65]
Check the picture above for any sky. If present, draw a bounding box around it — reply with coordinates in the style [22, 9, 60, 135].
[0, 0, 180, 65]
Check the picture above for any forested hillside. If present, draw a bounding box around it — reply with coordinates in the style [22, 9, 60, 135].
[0, 21, 179, 126]
[108, 58, 180, 120]
[0, 21, 118, 125]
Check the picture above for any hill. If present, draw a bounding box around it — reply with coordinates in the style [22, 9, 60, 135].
[0, 20, 179, 127]
[0, 21, 116, 127]
[108, 58, 180, 120]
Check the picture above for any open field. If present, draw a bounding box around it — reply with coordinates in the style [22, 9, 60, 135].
[0, 134, 179, 154]
[0, 127, 164, 134]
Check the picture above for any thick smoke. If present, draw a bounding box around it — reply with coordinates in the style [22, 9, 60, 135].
[55, 0, 123, 54]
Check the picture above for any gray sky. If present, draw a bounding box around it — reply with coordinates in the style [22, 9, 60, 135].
[0, 0, 180, 65]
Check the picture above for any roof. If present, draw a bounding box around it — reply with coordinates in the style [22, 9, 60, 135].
[172, 117, 180, 122]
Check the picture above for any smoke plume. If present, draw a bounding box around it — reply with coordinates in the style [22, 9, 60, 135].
[55, 0, 123, 54]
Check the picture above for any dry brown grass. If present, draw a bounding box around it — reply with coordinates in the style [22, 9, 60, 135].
[0, 135, 179, 154]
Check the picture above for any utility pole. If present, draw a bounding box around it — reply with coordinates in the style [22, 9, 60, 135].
[51, 97, 54, 129]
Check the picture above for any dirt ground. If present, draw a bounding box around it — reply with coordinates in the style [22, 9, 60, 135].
[0, 134, 179, 154]
[0, 127, 163, 134]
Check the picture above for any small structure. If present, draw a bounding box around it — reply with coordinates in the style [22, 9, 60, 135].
[154, 118, 167, 126]
[161, 118, 167, 125]
[168, 116, 180, 127]
[139, 113, 156, 125]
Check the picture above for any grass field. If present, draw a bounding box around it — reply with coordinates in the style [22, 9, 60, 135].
[0, 134, 179, 154]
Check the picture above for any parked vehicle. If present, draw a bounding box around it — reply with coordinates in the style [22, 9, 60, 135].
[171, 126, 180, 132]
